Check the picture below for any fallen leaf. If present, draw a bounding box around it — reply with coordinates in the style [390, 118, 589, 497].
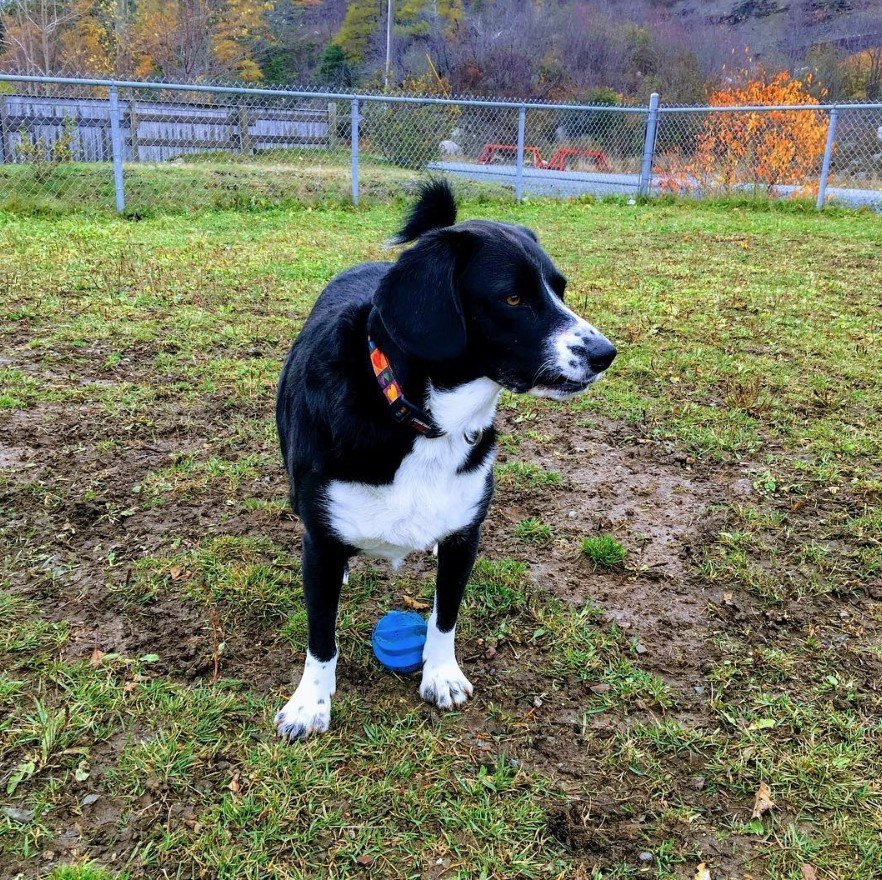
[6, 760, 36, 795]
[228, 771, 241, 795]
[751, 781, 774, 819]
[89, 648, 105, 667]
[800, 865, 818, 880]
[402, 595, 430, 611]
[694, 863, 711, 880]
[1, 806, 34, 824]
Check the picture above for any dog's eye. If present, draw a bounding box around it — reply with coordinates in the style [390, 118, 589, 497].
[505, 294, 522, 307]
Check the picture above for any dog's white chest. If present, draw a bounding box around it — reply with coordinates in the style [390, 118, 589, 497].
[325, 379, 500, 565]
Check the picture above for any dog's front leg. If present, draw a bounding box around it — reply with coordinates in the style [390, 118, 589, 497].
[275, 531, 349, 741]
[420, 524, 480, 710]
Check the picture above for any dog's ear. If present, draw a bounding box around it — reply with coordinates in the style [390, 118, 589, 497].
[374, 230, 475, 363]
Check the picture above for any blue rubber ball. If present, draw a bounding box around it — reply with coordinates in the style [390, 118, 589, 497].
[372, 610, 427, 674]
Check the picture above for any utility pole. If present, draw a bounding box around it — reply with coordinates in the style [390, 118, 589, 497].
[384, 0, 393, 90]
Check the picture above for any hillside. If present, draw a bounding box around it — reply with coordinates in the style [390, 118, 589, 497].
[1, 0, 880, 100]
[669, 0, 882, 57]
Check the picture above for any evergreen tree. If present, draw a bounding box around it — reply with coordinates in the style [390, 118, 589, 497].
[318, 42, 352, 85]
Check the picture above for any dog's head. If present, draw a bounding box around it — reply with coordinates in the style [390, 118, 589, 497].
[375, 180, 615, 400]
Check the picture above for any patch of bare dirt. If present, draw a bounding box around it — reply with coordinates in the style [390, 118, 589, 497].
[0, 391, 863, 880]
[487, 412, 757, 681]
[0, 408, 41, 470]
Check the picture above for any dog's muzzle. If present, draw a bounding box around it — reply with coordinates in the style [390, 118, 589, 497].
[529, 319, 617, 400]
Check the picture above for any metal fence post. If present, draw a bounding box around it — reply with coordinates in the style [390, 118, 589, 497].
[350, 98, 359, 206]
[638, 92, 660, 198]
[515, 105, 526, 202]
[0, 95, 10, 164]
[817, 106, 838, 210]
[108, 85, 125, 213]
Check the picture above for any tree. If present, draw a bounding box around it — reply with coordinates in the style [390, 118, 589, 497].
[261, 0, 342, 84]
[130, 0, 212, 80]
[212, 0, 271, 81]
[1, 0, 860, 97]
[332, 0, 380, 66]
[318, 41, 351, 85]
[668, 69, 829, 194]
[842, 46, 882, 100]
[0, 0, 78, 74]
[57, 0, 132, 75]
[130, 0, 268, 81]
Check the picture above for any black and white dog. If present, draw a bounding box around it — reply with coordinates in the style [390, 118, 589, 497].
[275, 181, 615, 740]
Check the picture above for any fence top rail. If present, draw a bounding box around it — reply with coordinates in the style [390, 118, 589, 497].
[0, 73, 648, 112]
[2, 73, 881, 114]
[662, 102, 882, 112]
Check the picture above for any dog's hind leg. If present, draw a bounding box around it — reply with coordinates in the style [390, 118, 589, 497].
[420, 525, 480, 710]
[275, 531, 349, 741]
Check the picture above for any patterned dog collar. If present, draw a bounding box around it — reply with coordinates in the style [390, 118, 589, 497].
[368, 337, 444, 438]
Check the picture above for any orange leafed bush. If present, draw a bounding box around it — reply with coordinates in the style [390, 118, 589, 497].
[660, 70, 830, 196]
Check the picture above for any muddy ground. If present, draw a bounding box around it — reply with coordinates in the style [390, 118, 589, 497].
[2, 345, 879, 879]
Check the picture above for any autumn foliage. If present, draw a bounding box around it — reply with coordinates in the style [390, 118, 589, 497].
[0, 0, 270, 82]
[662, 70, 830, 195]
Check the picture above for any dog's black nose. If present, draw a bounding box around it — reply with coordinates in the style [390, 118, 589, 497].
[588, 340, 617, 373]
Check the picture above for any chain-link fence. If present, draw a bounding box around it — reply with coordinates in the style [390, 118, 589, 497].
[1, 74, 881, 215]
[653, 103, 882, 208]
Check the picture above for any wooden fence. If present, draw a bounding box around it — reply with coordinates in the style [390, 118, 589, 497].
[0, 93, 339, 163]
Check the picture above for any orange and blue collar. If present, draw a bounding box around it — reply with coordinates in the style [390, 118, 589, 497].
[368, 337, 444, 438]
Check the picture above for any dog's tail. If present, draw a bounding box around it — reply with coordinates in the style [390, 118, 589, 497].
[386, 178, 457, 246]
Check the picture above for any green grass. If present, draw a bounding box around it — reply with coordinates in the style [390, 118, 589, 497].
[581, 535, 628, 569]
[513, 517, 552, 545]
[2, 189, 882, 879]
[46, 864, 123, 880]
[0, 152, 511, 217]
[495, 460, 562, 490]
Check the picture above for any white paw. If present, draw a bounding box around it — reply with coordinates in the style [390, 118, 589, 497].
[419, 663, 473, 709]
[275, 651, 337, 742]
[274, 689, 331, 742]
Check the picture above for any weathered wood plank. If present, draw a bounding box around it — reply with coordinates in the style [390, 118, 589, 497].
[237, 106, 252, 155]
[250, 109, 328, 122]
[3, 114, 111, 129]
[129, 99, 140, 161]
[134, 111, 235, 126]
[328, 102, 338, 149]
[134, 137, 236, 150]
[251, 134, 330, 147]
